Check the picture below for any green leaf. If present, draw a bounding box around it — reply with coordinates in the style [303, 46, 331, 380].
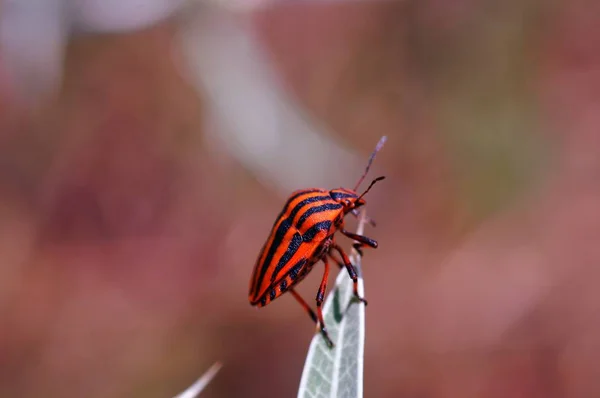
[296, 243, 366, 398]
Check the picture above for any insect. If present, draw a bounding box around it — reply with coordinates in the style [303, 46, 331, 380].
[248, 136, 386, 348]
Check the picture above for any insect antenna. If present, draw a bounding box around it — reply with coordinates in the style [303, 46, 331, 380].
[356, 176, 385, 202]
[353, 135, 387, 191]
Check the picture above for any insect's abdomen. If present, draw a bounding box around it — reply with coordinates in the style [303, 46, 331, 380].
[248, 189, 342, 306]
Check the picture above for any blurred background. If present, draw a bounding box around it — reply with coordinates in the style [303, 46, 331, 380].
[1, 0, 599, 397]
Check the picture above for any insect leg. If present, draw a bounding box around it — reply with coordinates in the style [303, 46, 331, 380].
[290, 288, 333, 348]
[328, 250, 345, 269]
[341, 229, 377, 257]
[315, 258, 333, 348]
[289, 289, 318, 324]
[331, 243, 368, 305]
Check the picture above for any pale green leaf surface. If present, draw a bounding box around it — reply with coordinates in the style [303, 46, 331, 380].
[297, 240, 366, 398]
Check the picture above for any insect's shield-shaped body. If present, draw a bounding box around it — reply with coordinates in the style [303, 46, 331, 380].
[248, 136, 386, 348]
[248, 188, 358, 307]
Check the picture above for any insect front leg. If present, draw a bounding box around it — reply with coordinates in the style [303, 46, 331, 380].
[341, 229, 378, 257]
[289, 288, 333, 348]
[331, 243, 368, 306]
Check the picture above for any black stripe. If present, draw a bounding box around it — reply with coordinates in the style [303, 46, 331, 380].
[271, 189, 323, 228]
[279, 279, 288, 292]
[289, 258, 307, 281]
[288, 195, 331, 220]
[269, 221, 331, 285]
[254, 195, 331, 293]
[303, 220, 332, 242]
[289, 189, 323, 202]
[270, 233, 303, 282]
[296, 203, 342, 229]
[330, 191, 357, 201]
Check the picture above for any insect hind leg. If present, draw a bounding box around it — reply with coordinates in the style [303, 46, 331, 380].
[289, 288, 333, 348]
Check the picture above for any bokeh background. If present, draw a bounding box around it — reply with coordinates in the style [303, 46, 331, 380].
[1, 0, 599, 397]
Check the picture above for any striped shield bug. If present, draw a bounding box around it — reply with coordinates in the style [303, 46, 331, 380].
[248, 136, 386, 348]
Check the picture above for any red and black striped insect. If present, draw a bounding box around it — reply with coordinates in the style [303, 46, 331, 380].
[248, 137, 386, 348]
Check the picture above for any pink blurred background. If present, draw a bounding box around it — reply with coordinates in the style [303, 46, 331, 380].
[1, 0, 599, 397]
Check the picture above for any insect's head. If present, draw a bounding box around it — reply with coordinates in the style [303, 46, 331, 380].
[330, 175, 385, 212]
[330, 188, 361, 210]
